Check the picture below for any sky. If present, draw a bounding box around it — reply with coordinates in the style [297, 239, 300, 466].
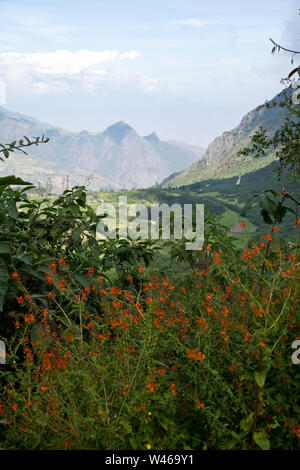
[0, 0, 299, 146]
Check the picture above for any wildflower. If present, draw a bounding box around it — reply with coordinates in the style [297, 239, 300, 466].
[213, 251, 222, 264]
[58, 279, 67, 291]
[24, 314, 35, 324]
[146, 384, 156, 392]
[12, 272, 19, 280]
[65, 332, 73, 342]
[49, 263, 56, 273]
[46, 272, 55, 285]
[87, 266, 94, 277]
[12, 403, 18, 412]
[64, 440, 72, 450]
[295, 219, 300, 228]
[264, 234, 272, 242]
[139, 265, 144, 274]
[58, 258, 66, 267]
[16, 296, 24, 305]
[146, 444, 151, 450]
[197, 401, 205, 409]
[239, 219, 246, 228]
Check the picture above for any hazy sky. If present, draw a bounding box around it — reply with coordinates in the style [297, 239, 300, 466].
[0, 0, 299, 146]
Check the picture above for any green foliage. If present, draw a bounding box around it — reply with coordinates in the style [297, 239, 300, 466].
[0, 125, 299, 451]
[238, 84, 300, 180]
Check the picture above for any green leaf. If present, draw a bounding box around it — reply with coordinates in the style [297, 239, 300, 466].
[0, 245, 10, 255]
[253, 431, 270, 450]
[239, 412, 253, 432]
[0, 175, 32, 187]
[255, 371, 266, 388]
[129, 438, 138, 450]
[0, 256, 9, 312]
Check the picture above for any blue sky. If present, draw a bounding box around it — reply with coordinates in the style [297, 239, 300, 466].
[0, 0, 299, 146]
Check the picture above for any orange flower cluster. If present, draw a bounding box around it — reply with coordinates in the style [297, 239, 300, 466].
[187, 349, 205, 362]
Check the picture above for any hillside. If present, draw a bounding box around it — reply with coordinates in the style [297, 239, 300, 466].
[164, 88, 292, 187]
[0, 108, 205, 191]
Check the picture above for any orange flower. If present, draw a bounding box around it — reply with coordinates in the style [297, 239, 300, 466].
[49, 263, 56, 273]
[12, 272, 20, 280]
[264, 234, 272, 242]
[87, 266, 94, 277]
[146, 383, 156, 392]
[197, 401, 205, 409]
[239, 219, 246, 228]
[58, 258, 66, 267]
[58, 279, 67, 291]
[64, 440, 72, 450]
[46, 272, 55, 285]
[16, 296, 24, 305]
[12, 403, 18, 412]
[213, 251, 222, 265]
[24, 314, 35, 324]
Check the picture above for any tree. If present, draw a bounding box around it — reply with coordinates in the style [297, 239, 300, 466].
[238, 37, 300, 180]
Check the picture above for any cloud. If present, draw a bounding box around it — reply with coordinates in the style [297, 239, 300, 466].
[0, 2, 79, 43]
[0, 48, 167, 95]
[2, 50, 120, 75]
[119, 50, 141, 60]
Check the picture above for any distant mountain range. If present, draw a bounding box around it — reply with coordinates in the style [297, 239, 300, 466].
[0, 107, 205, 191]
[163, 88, 293, 187]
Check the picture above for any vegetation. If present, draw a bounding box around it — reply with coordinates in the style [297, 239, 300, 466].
[0, 65, 299, 450]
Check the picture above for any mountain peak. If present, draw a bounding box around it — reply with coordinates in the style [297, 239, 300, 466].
[144, 131, 160, 142]
[103, 121, 135, 144]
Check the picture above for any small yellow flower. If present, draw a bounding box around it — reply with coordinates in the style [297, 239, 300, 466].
[146, 444, 151, 450]
[148, 412, 152, 416]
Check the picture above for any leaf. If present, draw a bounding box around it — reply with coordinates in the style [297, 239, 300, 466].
[239, 412, 253, 432]
[241, 196, 258, 217]
[253, 431, 270, 450]
[0, 245, 10, 255]
[255, 371, 266, 388]
[0, 256, 9, 312]
[129, 438, 138, 450]
[261, 209, 273, 225]
[0, 175, 32, 187]
[259, 194, 277, 217]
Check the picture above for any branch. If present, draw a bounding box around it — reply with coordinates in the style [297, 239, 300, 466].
[0, 135, 49, 162]
[270, 38, 300, 56]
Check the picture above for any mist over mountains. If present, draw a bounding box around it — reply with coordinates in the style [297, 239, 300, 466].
[0, 107, 205, 191]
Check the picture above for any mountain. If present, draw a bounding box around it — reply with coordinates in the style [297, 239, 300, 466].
[164, 88, 293, 187]
[0, 107, 205, 191]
